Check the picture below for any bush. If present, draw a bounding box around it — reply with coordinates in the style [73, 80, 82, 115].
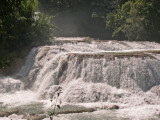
[0, 0, 54, 69]
[106, 0, 160, 41]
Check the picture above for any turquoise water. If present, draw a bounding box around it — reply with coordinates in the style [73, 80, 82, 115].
[49, 110, 129, 120]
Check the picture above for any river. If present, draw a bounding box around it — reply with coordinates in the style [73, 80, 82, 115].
[0, 37, 160, 120]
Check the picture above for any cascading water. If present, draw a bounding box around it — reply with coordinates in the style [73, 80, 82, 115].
[0, 37, 160, 120]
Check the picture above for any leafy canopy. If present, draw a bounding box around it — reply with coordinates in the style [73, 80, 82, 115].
[0, 0, 54, 69]
[106, 0, 160, 41]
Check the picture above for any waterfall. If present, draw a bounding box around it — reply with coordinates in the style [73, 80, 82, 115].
[26, 50, 160, 102]
[0, 37, 160, 120]
[18, 47, 38, 77]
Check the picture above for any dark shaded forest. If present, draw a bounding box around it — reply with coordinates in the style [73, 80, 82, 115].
[0, 0, 160, 69]
[38, 0, 160, 41]
[0, 0, 54, 69]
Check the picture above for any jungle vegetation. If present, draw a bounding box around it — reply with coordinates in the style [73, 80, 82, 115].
[0, 0, 160, 69]
[38, 0, 160, 41]
[0, 0, 54, 69]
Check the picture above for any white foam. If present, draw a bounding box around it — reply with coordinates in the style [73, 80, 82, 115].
[0, 90, 38, 107]
[0, 38, 160, 120]
[118, 105, 160, 120]
[0, 114, 25, 120]
[0, 77, 22, 93]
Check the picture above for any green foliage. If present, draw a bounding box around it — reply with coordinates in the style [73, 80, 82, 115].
[30, 12, 54, 45]
[0, 57, 10, 70]
[38, 0, 119, 38]
[0, 0, 54, 69]
[106, 0, 160, 41]
[39, 0, 117, 18]
[49, 86, 62, 120]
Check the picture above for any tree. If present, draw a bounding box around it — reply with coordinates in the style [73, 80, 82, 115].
[0, 0, 54, 69]
[106, 0, 160, 41]
[38, 0, 117, 38]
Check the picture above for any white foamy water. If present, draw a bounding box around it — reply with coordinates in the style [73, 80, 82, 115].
[0, 37, 160, 120]
[0, 90, 37, 107]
